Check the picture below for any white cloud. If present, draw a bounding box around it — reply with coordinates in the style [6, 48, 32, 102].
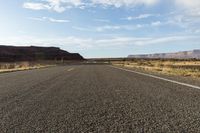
[151, 21, 161, 26]
[125, 14, 157, 20]
[175, 0, 200, 22]
[1, 35, 199, 51]
[0, 36, 93, 50]
[96, 25, 121, 32]
[28, 17, 70, 23]
[48, 18, 70, 23]
[23, 0, 83, 13]
[96, 24, 144, 32]
[23, 3, 51, 10]
[71, 24, 146, 32]
[23, 0, 160, 12]
[91, 0, 159, 8]
[93, 36, 200, 46]
[47, 0, 83, 12]
[132, 36, 194, 46]
[163, 1, 200, 32]
[22, 0, 200, 14]
[28, 17, 46, 21]
[175, 0, 200, 9]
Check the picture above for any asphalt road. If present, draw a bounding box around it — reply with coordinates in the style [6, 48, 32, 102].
[0, 65, 200, 132]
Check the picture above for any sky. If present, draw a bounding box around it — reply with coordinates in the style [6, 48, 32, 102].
[0, 0, 200, 58]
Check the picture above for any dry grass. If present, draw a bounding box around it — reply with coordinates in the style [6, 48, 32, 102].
[112, 60, 200, 78]
[0, 61, 56, 73]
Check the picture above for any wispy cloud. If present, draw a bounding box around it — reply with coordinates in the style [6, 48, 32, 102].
[96, 25, 121, 32]
[175, 0, 200, 9]
[23, 0, 161, 12]
[175, 1, 200, 29]
[28, 17, 46, 21]
[23, 2, 51, 10]
[23, 0, 200, 14]
[0, 36, 93, 50]
[124, 14, 158, 20]
[1, 35, 199, 50]
[72, 24, 145, 32]
[91, 0, 159, 8]
[48, 18, 70, 23]
[23, 0, 83, 13]
[91, 36, 200, 47]
[28, 17, 70, 23]
[95, 24, 144, 32]
[151, 21, 162, 26]
[160, 6, 200, 33]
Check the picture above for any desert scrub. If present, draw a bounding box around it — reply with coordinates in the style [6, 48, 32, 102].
[0, 61, 56, 73]
[111, 59, 200, 78]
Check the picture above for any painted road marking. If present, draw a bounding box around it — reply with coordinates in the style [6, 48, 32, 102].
[67, 68, 74, 72]
[110, 65, 200, 90]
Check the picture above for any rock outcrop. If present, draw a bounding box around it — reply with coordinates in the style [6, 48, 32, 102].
[128, 50, 200, 59]
[0, 45, 84, 62]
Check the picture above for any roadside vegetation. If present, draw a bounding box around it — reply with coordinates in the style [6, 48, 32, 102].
[111, 59, 200, 78]
[0, 61, 58, 73]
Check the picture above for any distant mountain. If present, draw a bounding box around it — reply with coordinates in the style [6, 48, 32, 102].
[128, 50, 200, 59]
[0, 45, 84, 62]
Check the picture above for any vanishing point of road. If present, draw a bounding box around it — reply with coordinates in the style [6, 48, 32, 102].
[0, 65, 200, 132]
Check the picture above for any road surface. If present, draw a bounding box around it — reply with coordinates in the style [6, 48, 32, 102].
[0, 65, 200, 132]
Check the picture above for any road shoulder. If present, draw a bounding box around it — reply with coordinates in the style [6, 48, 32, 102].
[111, 64, 200, 87]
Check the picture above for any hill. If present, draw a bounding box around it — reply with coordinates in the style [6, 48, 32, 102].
[128, 50, 200, 59]
[0, 45, 84, 62]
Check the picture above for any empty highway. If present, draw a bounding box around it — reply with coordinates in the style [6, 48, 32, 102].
[0, 65, 200, 132]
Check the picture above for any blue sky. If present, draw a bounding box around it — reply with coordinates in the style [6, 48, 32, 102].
[0, 0, 200, 58]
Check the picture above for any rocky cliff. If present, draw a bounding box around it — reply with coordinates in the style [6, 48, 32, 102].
[0, 45, 84, 62]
